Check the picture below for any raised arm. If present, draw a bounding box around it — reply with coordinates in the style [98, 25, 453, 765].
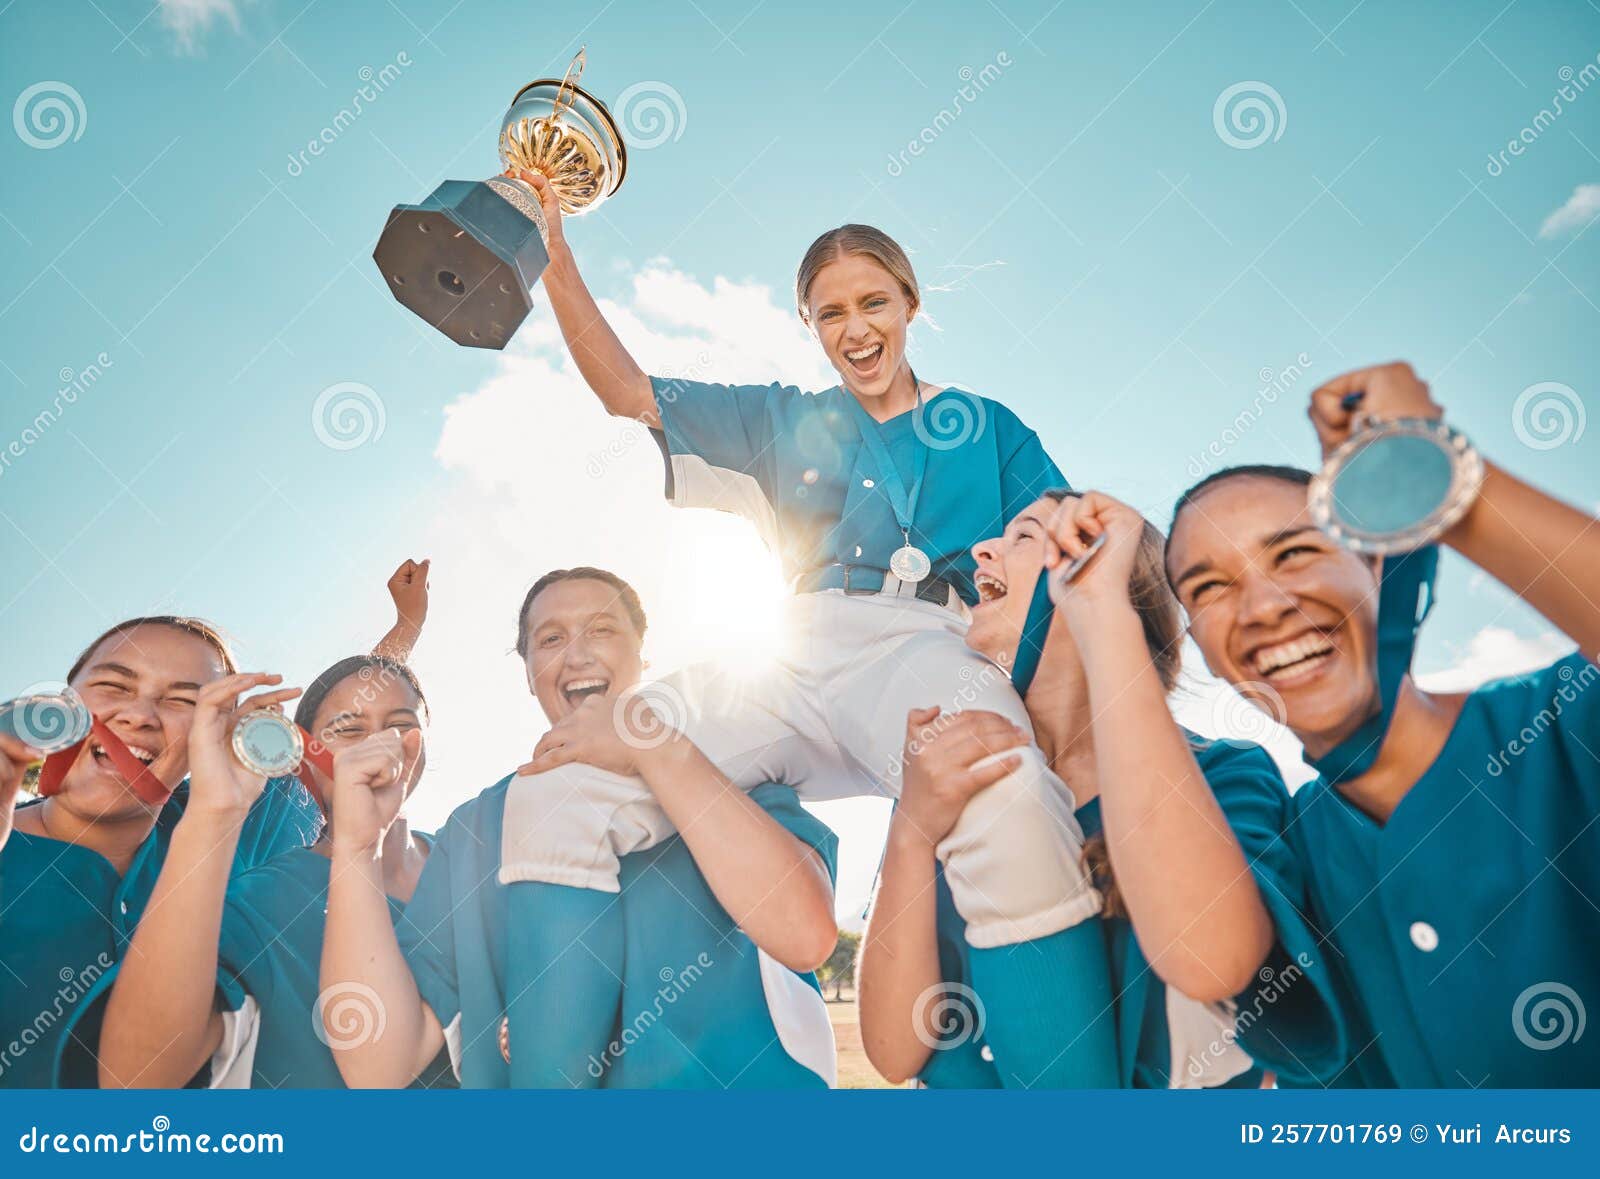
[371, 558, 430, 663]
[513, 168, 653, 422]
[1047, 494, 1275, 1002]
[520, 696, 836, 972]
[99, 674, 299, 1088]
[322, 728, 445, 1088]
[1311, 363, 1600, 662]
[857, 708, 1023, 1084]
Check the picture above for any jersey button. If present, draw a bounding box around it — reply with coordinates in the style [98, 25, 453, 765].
[1408, 921, 1439, 952]
[862, 478, 875, 488]
[980, 1045, 994, 1063]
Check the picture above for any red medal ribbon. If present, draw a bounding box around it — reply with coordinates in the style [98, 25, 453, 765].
[36, 717, 175, 805]
[295, 727, 335, 811]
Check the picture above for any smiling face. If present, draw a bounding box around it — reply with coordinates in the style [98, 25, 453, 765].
[309, 669, 427, 802]
[966, 496, 1076, 671]
[1166, 475, 1382, 757]
[804, 251, 917, 404]
[61, 623, 229, 822]
[521, 578, 646, 724]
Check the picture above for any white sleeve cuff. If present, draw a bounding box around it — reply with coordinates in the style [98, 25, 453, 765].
[208, 996, 261, 1089]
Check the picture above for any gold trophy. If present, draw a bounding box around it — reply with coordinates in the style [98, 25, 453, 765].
[373, 49, 626, 349]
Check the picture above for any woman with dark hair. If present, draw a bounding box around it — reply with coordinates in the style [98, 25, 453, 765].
[1162, 361, 1600, 1086]
[0, 616, 322, 1088]
[97, 653, 452, 1089]
[322, 566, 842, 1089]
[859, 491, 1347, 1088]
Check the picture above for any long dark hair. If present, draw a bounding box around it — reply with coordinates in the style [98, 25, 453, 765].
[293, 655, 429, 733]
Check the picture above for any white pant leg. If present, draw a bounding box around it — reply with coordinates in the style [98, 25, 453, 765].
[498, 657, 855, 890]
[818, 592, 1102, 948]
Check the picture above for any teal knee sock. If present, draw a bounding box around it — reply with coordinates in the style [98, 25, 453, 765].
[967, 921, 1118, 1089]
[504, 883, 623, 1088]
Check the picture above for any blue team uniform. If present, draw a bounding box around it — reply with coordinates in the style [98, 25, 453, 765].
[1291, 652, 1600, 1087]
[0, 777, 321, 1088]
[211, 844, 455, 1089]
[651, 377, 1064, 600]
[398, 777, 839, 1088]
[920, 739, 1348, 1088]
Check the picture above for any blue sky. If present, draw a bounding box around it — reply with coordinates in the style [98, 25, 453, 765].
[3, 0, 1598, 913]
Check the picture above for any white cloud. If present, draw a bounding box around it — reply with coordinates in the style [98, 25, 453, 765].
[158, 0, 241, 53]
[1415, 625, 1573, 692]
[1538, 183, 1600, 239]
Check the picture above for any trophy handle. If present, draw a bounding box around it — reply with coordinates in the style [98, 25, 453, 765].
[553, 47, 586, 117]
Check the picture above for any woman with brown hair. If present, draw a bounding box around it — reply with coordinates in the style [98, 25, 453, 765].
[858, 490, 1349, 1088]
[494, 166, 1115, 1086]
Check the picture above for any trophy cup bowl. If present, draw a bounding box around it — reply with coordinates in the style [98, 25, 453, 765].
[373, 51, 626, 350]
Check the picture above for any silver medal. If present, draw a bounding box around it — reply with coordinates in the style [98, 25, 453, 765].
[889, 544, 932, 584]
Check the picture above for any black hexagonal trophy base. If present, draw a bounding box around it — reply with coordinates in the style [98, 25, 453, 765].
[373, 179, 550, 350]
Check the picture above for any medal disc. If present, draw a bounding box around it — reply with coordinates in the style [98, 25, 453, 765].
[231, 711, 305, 778]
[889, 545, 932, 583]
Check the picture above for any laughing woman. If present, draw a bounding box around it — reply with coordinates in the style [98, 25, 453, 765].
[1163, 362, 1600, 1087]
[323, 567, 841, 1089]
[0, 618, 322, 1089]
[498, 168, 1114, 1087]
[97, 656, 452, 1089]
[858, 491, 1348, 1088]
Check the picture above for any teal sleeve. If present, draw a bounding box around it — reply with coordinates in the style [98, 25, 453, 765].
[230, 776, 322, 876]
[214, 896, 256, 1015]
[998, 425, 1067, 524]
[917, 868, 1001, 1088]
[651, 376, 783, 492]
[748, 782, 839, 886]
[396, 826, 460, 1026]
[1197, 740, 1348, 1085]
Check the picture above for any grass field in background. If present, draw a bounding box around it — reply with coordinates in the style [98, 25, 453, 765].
[828, 991, 895, 1090]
